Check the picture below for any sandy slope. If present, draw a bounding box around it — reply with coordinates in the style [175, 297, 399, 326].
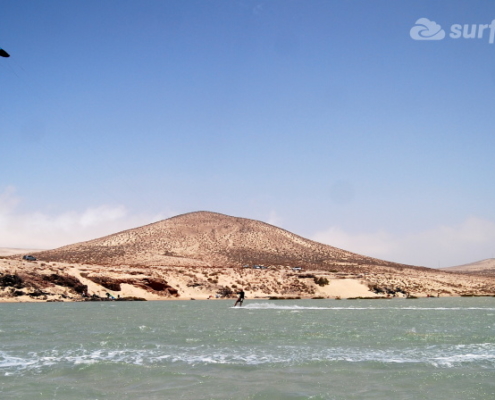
[2, 212, 495, 303]
[2, 257, 494, 303]
[442, 258, 495, 275]
[29, 211, 412, 269]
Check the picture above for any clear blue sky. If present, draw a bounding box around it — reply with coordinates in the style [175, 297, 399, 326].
[1, 0, 495, 268]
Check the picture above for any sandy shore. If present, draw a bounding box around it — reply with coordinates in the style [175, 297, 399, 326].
[1, 256, 494, 303]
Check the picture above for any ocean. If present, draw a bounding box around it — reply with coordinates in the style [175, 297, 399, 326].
[1, 297, 495, 399]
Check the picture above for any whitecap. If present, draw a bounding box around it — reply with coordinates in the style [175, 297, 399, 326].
[2, 342, 495, 375]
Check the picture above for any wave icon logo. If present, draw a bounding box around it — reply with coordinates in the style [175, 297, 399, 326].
[410, 18, 445, 40]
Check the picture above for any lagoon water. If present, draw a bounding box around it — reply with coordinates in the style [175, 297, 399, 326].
[1, 298, 495, 399]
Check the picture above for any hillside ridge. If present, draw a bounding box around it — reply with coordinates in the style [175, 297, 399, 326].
[29, 211, 414, 270]
[4, 212, 495, 302]
[442, 258, 495, 276]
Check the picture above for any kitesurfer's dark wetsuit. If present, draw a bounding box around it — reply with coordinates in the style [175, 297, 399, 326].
[234, 290, 245, 307]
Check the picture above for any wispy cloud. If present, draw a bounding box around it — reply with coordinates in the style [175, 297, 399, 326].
[0, 187, 169, 249]
[312, 217, 495, 268]
[266, 210, 283, 227]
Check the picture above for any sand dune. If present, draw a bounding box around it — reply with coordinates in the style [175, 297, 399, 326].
[1, 257, 494, 303]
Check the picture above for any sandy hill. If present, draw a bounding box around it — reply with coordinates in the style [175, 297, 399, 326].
[4, 212, 495, 302]
[442, 258, 495, 276]
[30, 211, 412, 270]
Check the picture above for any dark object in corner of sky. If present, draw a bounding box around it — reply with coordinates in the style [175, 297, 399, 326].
[0, 48, 10, 57]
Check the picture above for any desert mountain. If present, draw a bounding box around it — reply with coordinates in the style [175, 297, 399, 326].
[5, 212, 495, 301]
[442, 258, 495, 276]
[32, 211, 413, 270]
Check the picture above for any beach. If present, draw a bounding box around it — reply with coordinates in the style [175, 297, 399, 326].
[2, 255, 495, 303]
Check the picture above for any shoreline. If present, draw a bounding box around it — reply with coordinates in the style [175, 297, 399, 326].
[2, 294, 495, 304]
[2, 257, 495, 303]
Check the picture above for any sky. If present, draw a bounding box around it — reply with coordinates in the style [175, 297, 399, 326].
[1, 0, 495, 268]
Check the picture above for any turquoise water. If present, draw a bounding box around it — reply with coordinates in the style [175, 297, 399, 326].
[1, 298, 495, 399]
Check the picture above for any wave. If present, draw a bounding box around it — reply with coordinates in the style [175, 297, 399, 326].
[2, 342, 495, 376]
[239, 303, 495, 311]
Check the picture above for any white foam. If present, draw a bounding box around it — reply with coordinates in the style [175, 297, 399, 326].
[241, 303, 495, 311]
[2, 342, 495, 375]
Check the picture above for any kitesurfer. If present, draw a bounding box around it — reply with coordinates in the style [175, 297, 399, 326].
[234, 289, 245, 307]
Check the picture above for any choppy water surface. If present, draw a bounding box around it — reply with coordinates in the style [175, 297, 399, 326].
[1, 298, 495, 399]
